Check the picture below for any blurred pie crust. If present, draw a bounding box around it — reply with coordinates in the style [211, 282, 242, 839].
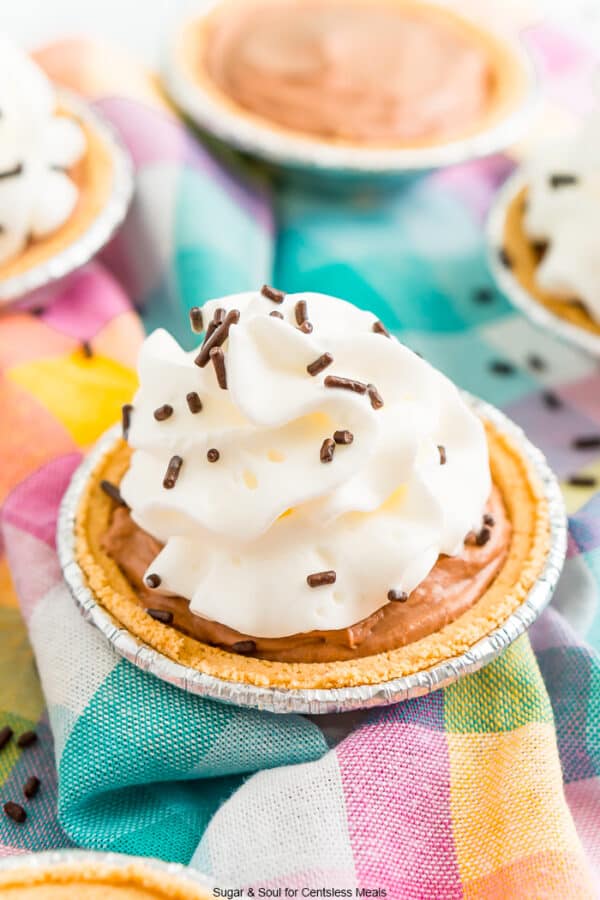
[503, 186, 600, 336]
[0, 110, 114, 283]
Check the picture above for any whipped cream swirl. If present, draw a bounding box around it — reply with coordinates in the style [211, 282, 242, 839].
[121, 291, 491, 638]
[523, 113, 600, 323]
[0, 37, 86, 267]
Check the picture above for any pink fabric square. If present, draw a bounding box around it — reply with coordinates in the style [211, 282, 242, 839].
[337, 716, 462, 897]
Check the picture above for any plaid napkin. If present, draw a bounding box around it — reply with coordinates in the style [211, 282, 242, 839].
[1, 22, 600, 896]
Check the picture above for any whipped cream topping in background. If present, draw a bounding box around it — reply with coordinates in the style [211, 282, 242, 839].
[120, 291, 491, 639]
[203, 0, 492, 145]
[523, 113, 600, 323]
[0, 36, 86, 267]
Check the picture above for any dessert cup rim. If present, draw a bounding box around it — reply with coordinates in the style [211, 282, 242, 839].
[57, 393, 566, 714]
[162, 1, 539, 175]
[487, 169, 600, 358]
[0, 88, 134, 306]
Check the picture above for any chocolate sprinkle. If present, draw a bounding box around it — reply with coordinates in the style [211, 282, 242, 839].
[270, 310, 284, 319]
[490, 359, 515, 376]
[387, 589, 408, 602]
[527, 354, 546, 372]
[231, 640, 257, 654]
[153, 404, 173, 421]
[195, 309, 240, 368]
[367, 384, 384, 410]
[121, 404, 133, 441]
[145, 573, 161, 589]
[100, 480, 127, 507]
[567, 475, 597, 488]
[23, 776, 40, 800]
[163, 455, 183, 489]
[203, 307, 226, 344]
[81, 340, 93, 358]
[549, 173, 578, 189]
[373, 319, 390, 337]
[147, 608, 173, 625]
[295, 299, 312, 333]
[438, 444, 447, 465]
[542, 390, 562, 410]
[210, 346, 227, 389]
[295, 300, 307, 324]
[186, 391, 203, 413]
[0, 725, 13, 751]
[333, 430, 353, 445]
[324, 375, 367, 395]
[572, 435, 600, 450]
[483, 513, 495, 527]
[498, 247, 513, 268]
[4, 802, 26, 824]
[307, 352, 333, 376]
[207, 448, 220, 463]
[320, 438, 335, 463]
[307, 571, 336, 588]
[189, 307, 204, 333]
[475, 526, 491, 547]
[474, 287, 493, 304]
[16, 731, 37, 749]
[261, 284, 285, 303]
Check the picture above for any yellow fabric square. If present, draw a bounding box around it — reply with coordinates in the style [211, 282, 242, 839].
[8, 350, 137, 448]
[449, 724, 584, 883]
[0, 557, 19, 610]
[0, 609, 45, 724]
[563, 459, 600, 514]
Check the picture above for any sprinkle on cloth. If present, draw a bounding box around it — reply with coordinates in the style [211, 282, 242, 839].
[0, 31, 598, 898]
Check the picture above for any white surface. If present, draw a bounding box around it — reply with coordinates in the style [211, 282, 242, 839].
[3, 0, 600, 66]
[1, 0, 194, 62]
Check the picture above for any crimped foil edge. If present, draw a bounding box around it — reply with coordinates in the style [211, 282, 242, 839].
[56, 395, 566, 714]
[0, 90, 134, 305]
[487, 170, 600, 358]
[163, 7, 538, 175]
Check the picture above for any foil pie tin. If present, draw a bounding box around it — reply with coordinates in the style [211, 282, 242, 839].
[57, 394, 566, 715]
[163, 4, 538, 177]
[487, 170, 600, 358]
[0, 90, 134, 308]
[0, 849, 216, 895]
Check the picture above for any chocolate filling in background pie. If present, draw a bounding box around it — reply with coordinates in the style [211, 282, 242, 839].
[175, 0, 530, 148]
[74, 289, 550, 691]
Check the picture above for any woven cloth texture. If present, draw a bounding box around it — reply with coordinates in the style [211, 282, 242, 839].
[0, 18, 599, 898]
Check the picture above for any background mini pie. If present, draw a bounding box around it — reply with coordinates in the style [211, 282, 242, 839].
[493, 112, 600, 343]
[0, 37, 133, 304]
[0, 858, 213, 899]
[176, 0, 530, 148]
[501, 186, 600, 338]
[164, 0, 536, 174]
[0, 112, 115, 284]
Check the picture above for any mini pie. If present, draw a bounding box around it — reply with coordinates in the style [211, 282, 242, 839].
[72, 289, 551, 692]
[498, 112, 600, 339]
[0, 38, 116, 286]
[0, 860, 212, 899]
[172, 0, 531, 149]
[502, 186, 600, 337]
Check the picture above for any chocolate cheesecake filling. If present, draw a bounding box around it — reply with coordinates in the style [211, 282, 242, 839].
[101, 485, 511, 664]
[202, 0, 494, 145]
